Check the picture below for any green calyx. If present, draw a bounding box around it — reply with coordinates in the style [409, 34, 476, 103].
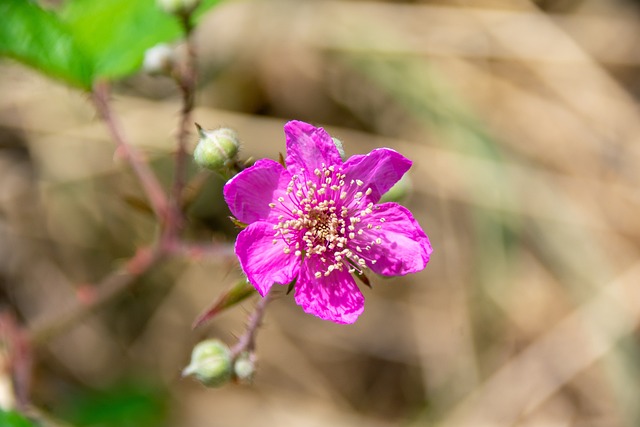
[233, 352, 255, 383]
[182, 339, 232, 387]
[193, 124, 240, 174]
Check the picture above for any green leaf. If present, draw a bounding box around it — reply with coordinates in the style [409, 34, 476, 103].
[123, 195, 155, 217]
[192, 279, 257, 328]
[61, 0, 223, 81]
[0, 0, 223, 89]
[0, 0, 94, 89]
[286, 277, 296, 295]
[61, 0, 180, 80]
[0, 409, 39, 427]
[229, 216, 248, 229]
[353, 270, 372, 288]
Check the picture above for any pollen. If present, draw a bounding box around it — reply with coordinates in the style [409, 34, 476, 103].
[268, 163, 373, 277]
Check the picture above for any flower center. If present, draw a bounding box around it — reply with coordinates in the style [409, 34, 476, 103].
[308, 210, 335, 240]
[270, 164, 379, 278]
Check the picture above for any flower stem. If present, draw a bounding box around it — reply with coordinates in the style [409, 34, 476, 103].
[231, 291, 273, 359]
[170, 13, 197, 231]
[91, 82, 168, 220]
[28, 246, 164, 345]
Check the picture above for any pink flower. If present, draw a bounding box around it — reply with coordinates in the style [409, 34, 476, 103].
[224, 121, 432, 324]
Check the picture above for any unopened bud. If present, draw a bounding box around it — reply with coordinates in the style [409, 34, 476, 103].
[182, 339, 232, 387]
[143, 44, 174, 75]
[193, 125, 240, 174]
[380, 173, 412, 203]
[233, 352, 255, 383]
[332, 137, 346, 161]
[157, 0, 200, 15]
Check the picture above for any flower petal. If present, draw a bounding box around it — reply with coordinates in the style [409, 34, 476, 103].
[353, 202, 432, 276]
[235, 221, 300, 296]
[294, 257, 365, 324]
[284, 121, 343, 174]
[343, 148, 412, 203]
[224, 158, 288, 224]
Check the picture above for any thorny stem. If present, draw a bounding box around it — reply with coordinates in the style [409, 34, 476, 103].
[92, 82, 169, 220]
[25, 241, 235, 348]
[8, 10, 277, 406]
[37, 52, 207, 348]
[230, 291, 273, 359]
[164, 240, 235, 260]
[28, 247, 164, 345]
[0, 248, 163, 408]
[170, 12, 197, 234]
[33, 16, 205, 347]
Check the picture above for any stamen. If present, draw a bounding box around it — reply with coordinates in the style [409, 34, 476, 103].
[270, 164, 378, 278]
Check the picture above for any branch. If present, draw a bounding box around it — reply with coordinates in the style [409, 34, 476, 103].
[28, 247, 164, 345]
[171, 14, 198, 222]
[163, 240, 236, 260]
[92, 82, 169, 220]
[230, 291, 272, 359]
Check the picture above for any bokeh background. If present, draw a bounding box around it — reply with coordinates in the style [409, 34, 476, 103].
[2, 0, 640, 426]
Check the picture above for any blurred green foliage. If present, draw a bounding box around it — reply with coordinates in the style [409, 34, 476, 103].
[57, 382, 169, 427]
[0, 0, 222, 89]
[0, 409, 39, 427]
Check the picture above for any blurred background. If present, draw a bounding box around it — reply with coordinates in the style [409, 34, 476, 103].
[2, 0, 640, 426]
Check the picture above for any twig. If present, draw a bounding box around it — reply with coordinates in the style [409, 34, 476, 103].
[28, 246, 164, 345]
[163, 240, 236, 260]
[170, 13, 197, 228]
[230, 291, 273, 359]
[92, 82, 169, 220]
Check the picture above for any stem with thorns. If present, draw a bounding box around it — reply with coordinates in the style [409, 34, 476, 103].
[28, 246, 164, 345]
[92, 82, 169, 220]
[231, 291, 273, 359]
[170, 12, 197, 232]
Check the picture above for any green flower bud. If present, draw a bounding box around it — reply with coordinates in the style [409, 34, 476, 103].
[233, 352, 255, 383]
[193, 125, 240, 175]
[157, 0, 200, 15]
[332, 137, 346, 161]
[380, 173, 412, 203]
[143, 44, 174, 75]
[182, 339, 232, 387]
